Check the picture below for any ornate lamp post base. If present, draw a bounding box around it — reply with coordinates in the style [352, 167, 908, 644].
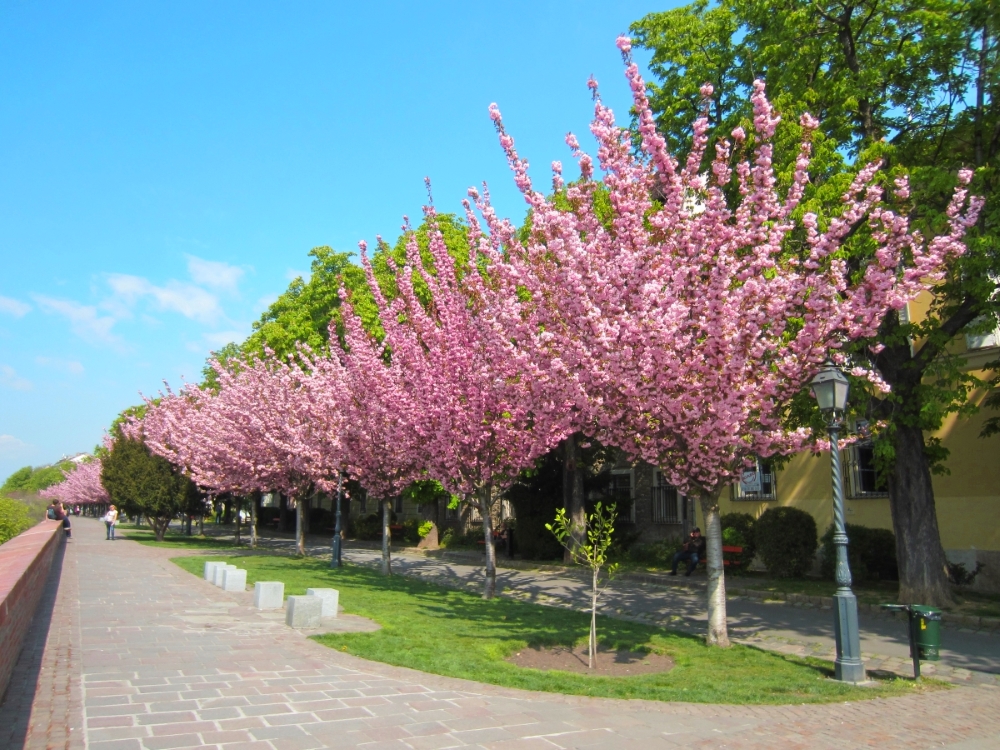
[833, 590, 865, 683]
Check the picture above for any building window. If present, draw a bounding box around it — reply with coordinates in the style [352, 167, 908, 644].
[731, 459, 777, 501]
[844, 442, 888, 498]
[966, 315, 1000, 351]
[651, 470, 682, 524]
[610, 469, 636, 523]
[393, 495, 404, 514]
[358, 491, 367, 514]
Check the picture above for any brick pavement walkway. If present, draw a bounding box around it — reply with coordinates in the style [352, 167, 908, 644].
[4, 517, 1000, 749]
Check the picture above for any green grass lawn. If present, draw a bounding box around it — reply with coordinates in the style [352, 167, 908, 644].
[172, 553, 941, 705]
[117, 524, 237, 549]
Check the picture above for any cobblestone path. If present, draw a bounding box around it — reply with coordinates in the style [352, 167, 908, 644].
[3, 518, 1000, 749]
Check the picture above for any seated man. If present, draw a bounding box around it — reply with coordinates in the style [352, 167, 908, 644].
[669, 527, 706, 576]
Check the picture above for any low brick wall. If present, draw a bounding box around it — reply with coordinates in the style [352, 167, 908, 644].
[0, 520, 64, 702]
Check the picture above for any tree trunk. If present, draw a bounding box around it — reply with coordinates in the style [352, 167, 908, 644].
[250, 491, 259, 550]
[480, 489, 497, 599]
[154, 516, 170, 542]
[890, 424, 955, 607]
[295, 497, 305, 556]
[381, 498, 392, 575]
[235, 498, 242, 546]
[700, 490, 730, 647]
[590, 567, 598, 669]
[875, 310, 960, 607]
[562, 433, 586, 563]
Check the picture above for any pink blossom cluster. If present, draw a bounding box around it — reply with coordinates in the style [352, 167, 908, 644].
[40, 457, 110, 506]
[464, 36, 982, 500]
[123, 37, 980, 522]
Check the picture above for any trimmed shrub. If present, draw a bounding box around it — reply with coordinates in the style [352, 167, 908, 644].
[353, 513, 382, 541]
[402, 518, 422, 544]
[0, 496, 34, 545]
[820, 523, 898, 583]
[755, 507, 818, 578]
[720, 512, 757, 572]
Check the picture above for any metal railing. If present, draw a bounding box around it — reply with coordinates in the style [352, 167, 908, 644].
[609, 486, 636, 523]
[651, 485, 681, 524]
[844, 444, 888, 498]
[731, 469, 778, 501]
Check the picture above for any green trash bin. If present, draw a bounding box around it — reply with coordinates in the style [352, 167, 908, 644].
[909, 605, 942, 661]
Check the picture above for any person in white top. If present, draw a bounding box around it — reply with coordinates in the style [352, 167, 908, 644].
[104, 505, 119, 540]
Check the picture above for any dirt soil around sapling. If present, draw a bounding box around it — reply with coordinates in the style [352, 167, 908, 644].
[507, 644, 674, 676]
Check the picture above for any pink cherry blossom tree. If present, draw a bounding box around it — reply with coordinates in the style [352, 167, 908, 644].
[328, 291, 427, 575]
[136, 353, 346, 555]
[358, 200, 568, 598]
[466, 37, 981, 644]
[40, 456, 111, 508]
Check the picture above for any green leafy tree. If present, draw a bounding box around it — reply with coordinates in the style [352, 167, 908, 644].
[0, 497, 34, 545]
[632, 0, 999, 607]
[547, 502, 620, 669]
[1, 462, 76, 494]
[101, 433, 201, 542]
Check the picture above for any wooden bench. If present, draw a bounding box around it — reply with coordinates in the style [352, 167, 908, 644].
[696, 545, 744, 568]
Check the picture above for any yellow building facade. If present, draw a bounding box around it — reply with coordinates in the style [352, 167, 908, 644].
[708, 300, 1000, 592]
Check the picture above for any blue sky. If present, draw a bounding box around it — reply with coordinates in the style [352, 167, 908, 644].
[0, 1, 673, 480]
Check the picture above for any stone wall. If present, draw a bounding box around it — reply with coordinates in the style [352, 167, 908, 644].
[0, 520, 64, 702]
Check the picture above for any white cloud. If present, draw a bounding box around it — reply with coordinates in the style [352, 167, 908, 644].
[35, 356, 85, 375]
[0, 295, 31, 317]
[107, 274, 222, 324]
[0, 364, 32, 391]
[0, 434, 32, 459]
[203, 330, 246, 349]
[32, 295, 122, 347]
[186, 255, 245, 293]
[286, 268, 310, 282]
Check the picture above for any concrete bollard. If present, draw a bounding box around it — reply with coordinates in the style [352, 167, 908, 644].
[285, 595, 322, 628]
[213, 564, 236, 587]
[305, 588, 339, 618]
[254, 581, 284, 609]
[203, 561, 224, 582]
[222, 568, 247, 592]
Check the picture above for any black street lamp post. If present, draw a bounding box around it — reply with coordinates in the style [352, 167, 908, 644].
[331, 474, 343, 569]
[810, 359, 866, 683]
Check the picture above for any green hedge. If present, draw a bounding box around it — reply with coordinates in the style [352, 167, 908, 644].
[755, 507, 818, 578]
[0, 497, 34, 545]
[720, 512, 757, 572]
[820, 523, 898, 583]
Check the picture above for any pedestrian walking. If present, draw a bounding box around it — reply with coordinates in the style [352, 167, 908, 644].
[104, 505, 119, 540]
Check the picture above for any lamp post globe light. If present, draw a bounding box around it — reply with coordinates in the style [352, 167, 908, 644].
[811, 359, 866, 683]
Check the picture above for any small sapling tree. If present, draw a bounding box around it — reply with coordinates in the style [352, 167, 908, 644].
[547, 502, 620, 670]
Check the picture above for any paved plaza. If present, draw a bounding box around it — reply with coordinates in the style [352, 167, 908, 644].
[2, 517, 1000, 750]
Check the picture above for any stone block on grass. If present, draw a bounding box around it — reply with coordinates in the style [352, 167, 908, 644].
[213, 564, 236, 587]
[306, 588, 339, 617]
[203, 561, 225, 582]
[254, 581, 284, 609]
[222, 567, 247, 592]
[285, 595, 322, 628]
